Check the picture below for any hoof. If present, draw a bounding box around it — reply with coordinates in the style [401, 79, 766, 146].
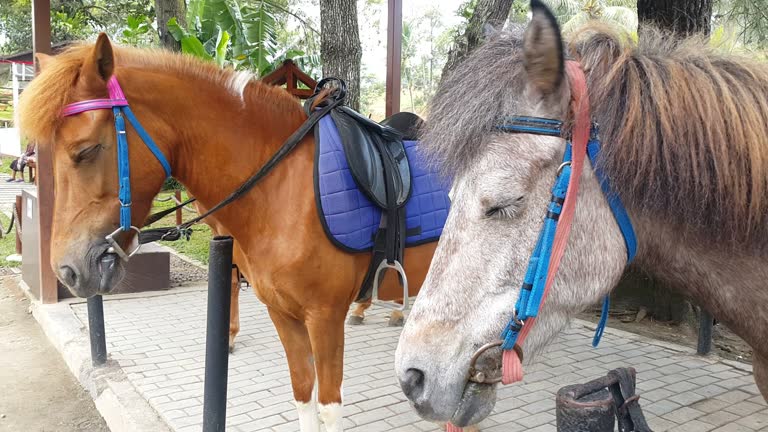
[229, 343, 236, 354]
[347, 315, 365, 326]
[388, 315, 405, 327]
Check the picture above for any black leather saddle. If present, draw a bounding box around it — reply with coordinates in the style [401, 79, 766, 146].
[305, 78, 422, 307]
[380, 111, 425, 141]
[330, 106, 412, 208]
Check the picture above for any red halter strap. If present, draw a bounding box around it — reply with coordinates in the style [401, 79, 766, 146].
[500, 60, 590, 384]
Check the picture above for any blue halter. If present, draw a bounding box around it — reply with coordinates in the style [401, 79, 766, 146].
[496, 116, 637, 349]
[62, 76, 171, 260]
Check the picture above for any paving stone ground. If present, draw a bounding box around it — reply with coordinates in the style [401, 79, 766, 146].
[0, 172, 36, 212]
[70, 285, 768, 432]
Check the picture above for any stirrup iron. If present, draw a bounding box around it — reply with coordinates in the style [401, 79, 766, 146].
[371, 259, 409, 311]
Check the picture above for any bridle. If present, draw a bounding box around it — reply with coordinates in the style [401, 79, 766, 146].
[62, 76, 172, 261]
[61, 75, 344, 262]
[464, 61, 638, 389]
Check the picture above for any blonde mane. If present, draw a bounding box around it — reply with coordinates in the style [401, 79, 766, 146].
[18, 41, 306, 145]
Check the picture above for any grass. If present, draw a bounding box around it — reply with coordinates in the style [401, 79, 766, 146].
[151, 190, 212, 264]
[0, 188, 211, 269]
[0, 213, 20, 268]
[0, 156, 15, 176]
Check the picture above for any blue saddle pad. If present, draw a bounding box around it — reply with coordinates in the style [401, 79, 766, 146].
[314, 115, 451, 252]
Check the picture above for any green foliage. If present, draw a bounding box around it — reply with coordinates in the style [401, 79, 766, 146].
[161, 177, 184, 191]
[120, 14, 154, 46]
[151, 191, 211, 264]
[0, 0, 155, 55]
[0, 213, 20, 269]
[167, 16, 216, 61]
[541, 0, 639, 36]
[165, 0, 319, 77]
[714, 0, 768, 50]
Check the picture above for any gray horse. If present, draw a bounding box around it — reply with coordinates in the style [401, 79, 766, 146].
[395, 0, 768, 428]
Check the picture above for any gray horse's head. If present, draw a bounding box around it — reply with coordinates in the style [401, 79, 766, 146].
[394, 1, 629, 426]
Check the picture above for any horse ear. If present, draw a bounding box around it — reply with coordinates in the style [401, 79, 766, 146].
[82, 33, 115, 83]
[523, 0, 565, 96]
[35, 53, 53, 71]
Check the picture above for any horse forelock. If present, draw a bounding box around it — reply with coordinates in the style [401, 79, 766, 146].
[423, 20, 768, 245]
[418, 24, 528, 178]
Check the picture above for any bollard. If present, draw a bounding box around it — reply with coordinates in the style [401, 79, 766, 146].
[697, 309, 713, 355]
[203, 236, 233, 432]
[556, 367, 652, 432]
[87, 295, 108, 366]
[14, 195, 22, 254]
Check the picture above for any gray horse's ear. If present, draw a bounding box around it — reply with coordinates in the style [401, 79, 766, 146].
[483, 23, 500, 40]
[523, 0, 565, 96]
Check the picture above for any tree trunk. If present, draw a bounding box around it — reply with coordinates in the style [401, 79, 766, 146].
[441, 0, 515, 81]
[319, 0, 363, 111]
[637, 0, 713, 37]
[155, 0, 186, 52]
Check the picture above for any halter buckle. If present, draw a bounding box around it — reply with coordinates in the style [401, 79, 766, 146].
[105, 226, 142, 261]
[467, 340, 525, 384]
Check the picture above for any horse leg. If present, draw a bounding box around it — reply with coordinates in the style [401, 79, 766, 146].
[753, 352, 768, 402]
[307, 312, 346, 432]
[268, 308, 320, 432]
[228, 265, 240, 353]
[347, 300, 370, 326]
[388, 308, 405, 327]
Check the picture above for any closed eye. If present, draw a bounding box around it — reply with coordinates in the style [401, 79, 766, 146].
[74, 144, 102, 164]
[485, 196, 525, 219]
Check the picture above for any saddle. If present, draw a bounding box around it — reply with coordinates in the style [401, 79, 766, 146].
[306, 78, 427, 308]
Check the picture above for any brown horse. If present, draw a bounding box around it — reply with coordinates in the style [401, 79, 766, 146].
[194, 202, 403, 354]
[18, 34, 438, 431]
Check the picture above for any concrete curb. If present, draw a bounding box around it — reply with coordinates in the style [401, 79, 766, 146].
[23, 279, 172, 432]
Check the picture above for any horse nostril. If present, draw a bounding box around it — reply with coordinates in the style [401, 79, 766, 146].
[400, 368, 426, 401]
[59, 265, 78, 287]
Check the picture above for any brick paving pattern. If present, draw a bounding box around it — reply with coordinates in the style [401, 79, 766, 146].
[0, 173, 35, 212]
[71, 286, 768, 432]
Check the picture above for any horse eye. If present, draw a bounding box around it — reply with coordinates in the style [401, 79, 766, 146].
[74, 144, 101, 163]
[485, 196, 525, 219]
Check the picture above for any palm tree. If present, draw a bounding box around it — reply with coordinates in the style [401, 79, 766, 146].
[541, 0, 638, 35]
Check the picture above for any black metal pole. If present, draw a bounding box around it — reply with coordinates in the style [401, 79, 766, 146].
[697, 309, 713, 355]
[203, 236, 233, 432]
[87, 295, 107, 366]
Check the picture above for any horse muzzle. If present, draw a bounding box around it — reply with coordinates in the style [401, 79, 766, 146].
[56, 241, 126, 297]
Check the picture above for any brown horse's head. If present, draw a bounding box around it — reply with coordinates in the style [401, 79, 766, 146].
[18, 34, 170, 297]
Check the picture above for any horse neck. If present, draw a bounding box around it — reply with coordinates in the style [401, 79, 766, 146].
[634, 216, 768, 357]
[121, 67, 309, 238]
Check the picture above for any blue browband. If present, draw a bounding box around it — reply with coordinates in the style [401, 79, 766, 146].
[495, 116, 638, 348]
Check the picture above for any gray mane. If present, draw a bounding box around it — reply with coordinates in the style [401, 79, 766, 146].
[419, 24, 528, 176]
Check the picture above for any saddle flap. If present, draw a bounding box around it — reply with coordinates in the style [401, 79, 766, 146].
[330, 107, 411, 208]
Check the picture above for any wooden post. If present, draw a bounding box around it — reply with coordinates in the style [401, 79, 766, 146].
[175, 190, 183, 226]
[385, 0, 403, 117]
[32, 0, 57, 304]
